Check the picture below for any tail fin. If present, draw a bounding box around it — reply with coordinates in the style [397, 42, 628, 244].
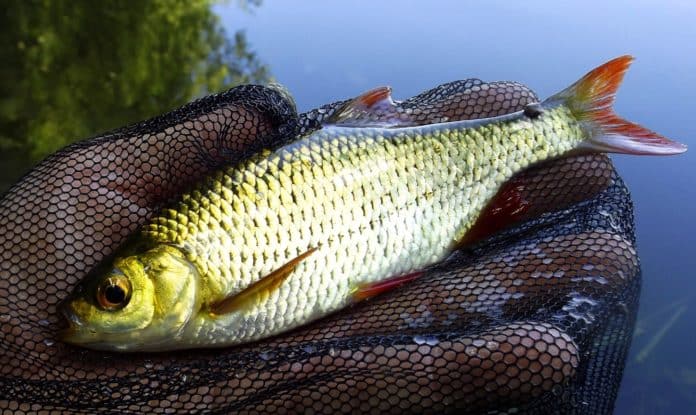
[544, 55, 687, 155]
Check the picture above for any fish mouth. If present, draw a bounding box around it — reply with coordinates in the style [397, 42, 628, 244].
[57, 323, 145, 352]
[57, 325, 81, 343]
[57, 318, 104, 347]
[56, 296, 97, 345]
[57, 314, 87, 344]
[56, 296, 146, 351]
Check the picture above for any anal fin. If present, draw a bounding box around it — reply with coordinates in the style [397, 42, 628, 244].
[459, 177, 531, 248]
[209, 247, 318, 316]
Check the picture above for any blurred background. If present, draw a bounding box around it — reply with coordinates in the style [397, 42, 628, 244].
[1, 1, 694, 413]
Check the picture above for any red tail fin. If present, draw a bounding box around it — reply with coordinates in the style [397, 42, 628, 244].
[545, 55, 687, 155]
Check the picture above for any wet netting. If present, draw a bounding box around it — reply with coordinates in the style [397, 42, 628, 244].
[0, 81, 639, 414]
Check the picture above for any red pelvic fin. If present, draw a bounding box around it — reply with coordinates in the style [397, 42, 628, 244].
[352, 271, 424, 302]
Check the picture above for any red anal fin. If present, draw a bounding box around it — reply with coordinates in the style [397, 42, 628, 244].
[352, 271, 424, 302]
[459, 177, 531, 248]
[209, 247, 318, 316]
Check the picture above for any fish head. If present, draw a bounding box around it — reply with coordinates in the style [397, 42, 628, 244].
[59, 245, 199, 351]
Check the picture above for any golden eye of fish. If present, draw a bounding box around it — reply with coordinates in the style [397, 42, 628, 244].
[96, 275, 131, 311]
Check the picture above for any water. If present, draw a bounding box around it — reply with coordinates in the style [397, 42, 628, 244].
[1, 1, 694, 412]
[215, 2, 695, 412]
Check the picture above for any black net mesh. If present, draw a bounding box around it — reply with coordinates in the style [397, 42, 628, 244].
[299, 79, 537, 131]
[0, 81, 638, 414]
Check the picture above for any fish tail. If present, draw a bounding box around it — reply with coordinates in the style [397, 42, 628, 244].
[544, 55, 686, 155]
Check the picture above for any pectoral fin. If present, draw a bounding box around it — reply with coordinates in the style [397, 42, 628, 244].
[209, 247, 318, 316]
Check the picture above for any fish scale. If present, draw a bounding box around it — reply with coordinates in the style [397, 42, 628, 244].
[138, 110, 568, 346]
[61, 56, 686, 351]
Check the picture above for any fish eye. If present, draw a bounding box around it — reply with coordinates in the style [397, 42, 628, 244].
[96, 274, 132, 311]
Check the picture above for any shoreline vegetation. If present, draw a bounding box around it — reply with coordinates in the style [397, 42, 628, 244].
[0, 0, 268, 192]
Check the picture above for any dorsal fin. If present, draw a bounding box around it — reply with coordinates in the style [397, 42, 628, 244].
[326, 86, 414, 128]
[358, 86, 393, 108]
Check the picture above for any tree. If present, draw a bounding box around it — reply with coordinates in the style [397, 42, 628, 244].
[0, 0, 268, 170]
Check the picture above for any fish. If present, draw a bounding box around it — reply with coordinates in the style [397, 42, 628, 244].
[59, 56, 686, 351]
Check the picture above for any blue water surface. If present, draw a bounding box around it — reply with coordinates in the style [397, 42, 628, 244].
[216, 1, 696, 413]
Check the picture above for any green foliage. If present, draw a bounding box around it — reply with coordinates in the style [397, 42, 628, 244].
[0, 0, 268, 161]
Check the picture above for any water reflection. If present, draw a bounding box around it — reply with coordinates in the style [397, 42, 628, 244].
[0, 0, 268, 191]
